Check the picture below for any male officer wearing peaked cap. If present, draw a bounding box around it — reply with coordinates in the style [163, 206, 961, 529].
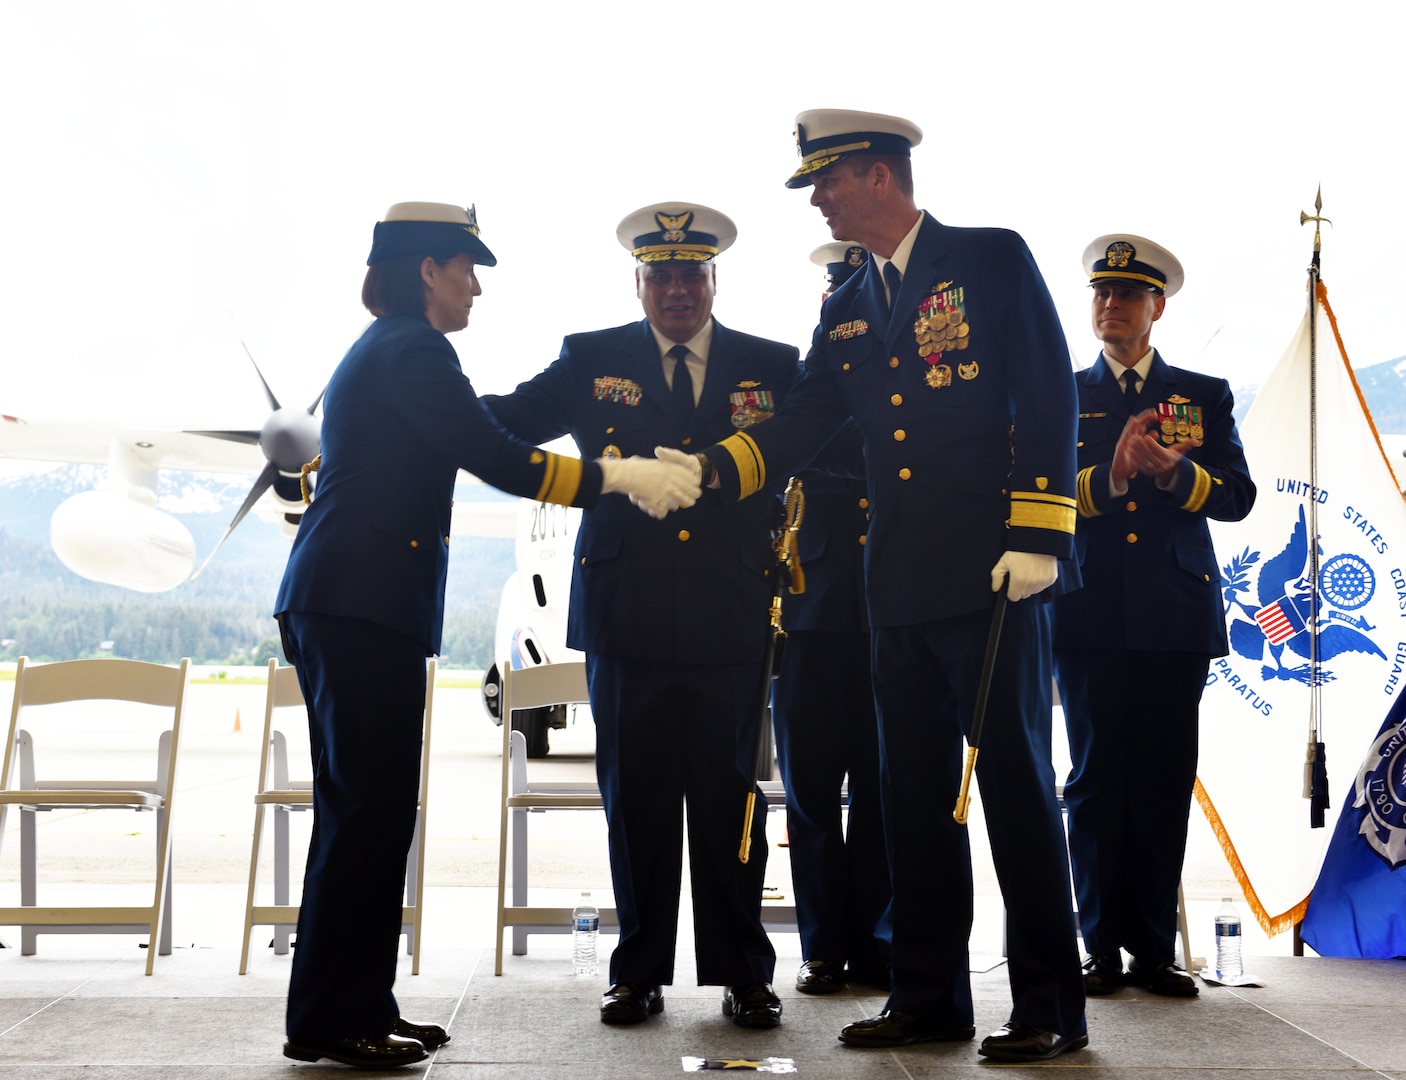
[482, 203, 799, 1030]
[670, 109, 1090, 1062]
[1053, 235, 1254, 999]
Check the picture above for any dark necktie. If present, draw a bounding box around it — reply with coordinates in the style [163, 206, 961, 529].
[1123, 369, 1140, 405]
[883, 261, 902, 313]
[668, 344, 694, 425]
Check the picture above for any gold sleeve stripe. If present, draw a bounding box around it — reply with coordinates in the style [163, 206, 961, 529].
[535, 451, 582, 506]
[1075, 466, 1102, 518]
[1182, 461, 1212, 512]
[1009, 490, 1076, 534]
[721, 431, 767, 498]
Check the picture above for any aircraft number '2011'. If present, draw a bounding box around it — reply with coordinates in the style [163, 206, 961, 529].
[530, 501, 573, 544]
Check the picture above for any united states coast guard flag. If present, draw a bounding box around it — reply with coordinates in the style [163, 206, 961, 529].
[1300, 688, 1406, 957]
[1202, 282, 1406, 937]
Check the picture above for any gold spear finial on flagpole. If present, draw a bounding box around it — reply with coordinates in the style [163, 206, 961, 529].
[1300, 184, 1331, 264]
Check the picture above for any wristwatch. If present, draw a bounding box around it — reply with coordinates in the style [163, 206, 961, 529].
[693, 452, 717, 488]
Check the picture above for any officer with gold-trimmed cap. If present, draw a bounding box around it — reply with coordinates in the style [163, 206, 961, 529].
[480, 201, 800, 1030]
[275, 199, 700, 1068]
[617, 202, 736, 262]
[787, 109, 923, 189]
[1053, 235, 1254, 1003]
[690, 108, 1090, 1062]
[1082, 233, 1183, 297]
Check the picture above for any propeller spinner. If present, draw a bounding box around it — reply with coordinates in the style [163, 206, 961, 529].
[187, 344, 324, 577]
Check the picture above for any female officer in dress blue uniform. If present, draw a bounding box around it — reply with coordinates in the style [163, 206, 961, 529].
[275, 202, 699, 1069]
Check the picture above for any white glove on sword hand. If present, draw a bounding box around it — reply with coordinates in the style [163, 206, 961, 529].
[990, 551, 1058, 603]
[597, 452, 700, 520]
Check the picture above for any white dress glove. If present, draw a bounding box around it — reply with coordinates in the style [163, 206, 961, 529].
[597, 454, 700, 519]
[652, 445, 703, 484]
[990, 551, 1058, 602]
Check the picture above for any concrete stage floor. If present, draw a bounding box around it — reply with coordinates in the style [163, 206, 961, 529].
[2, 673, 1403, 1077]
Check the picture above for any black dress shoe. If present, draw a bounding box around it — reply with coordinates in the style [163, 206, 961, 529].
[599, 983, 665, 1024]
[1083, 952, 1125, 995]
[978, 1021, 1088, 1062]
[283, 1034, 428, 1068]
[392, 1017, 450, 1049]
[795, 959, 845, 995]
[1127, 957, 1199, 997]
[721, 983, 783, 1028]
[838, 1010, 976, 1047]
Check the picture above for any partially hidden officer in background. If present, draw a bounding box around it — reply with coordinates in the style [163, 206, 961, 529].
[1053, 234, 1255, 998]
[274, 202, 700, 1069]
[481, 203, 799, 1029]
[682, 110, 1088, 1063]
[772, 241, 891, 997]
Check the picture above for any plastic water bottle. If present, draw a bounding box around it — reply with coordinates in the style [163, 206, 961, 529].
[1214, 897, 1243, 979]
[572, 892, 599, 976]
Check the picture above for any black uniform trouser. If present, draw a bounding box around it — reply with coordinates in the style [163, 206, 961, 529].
[586, 654, 776, 988]
[280, 611, 427, 1043]
[872, 602, 1085, 1038]
[1055, 647, 1207, 962]
[772, 628, 890, 970]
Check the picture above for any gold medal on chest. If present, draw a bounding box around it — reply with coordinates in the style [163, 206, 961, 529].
[926, 364, 952, 389]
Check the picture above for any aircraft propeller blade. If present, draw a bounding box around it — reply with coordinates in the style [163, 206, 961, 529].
[243, 340, 282, 412]
[190, 459, 280, 579]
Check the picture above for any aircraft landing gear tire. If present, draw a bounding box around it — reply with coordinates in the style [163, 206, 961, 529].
[512, 707, 552, 759]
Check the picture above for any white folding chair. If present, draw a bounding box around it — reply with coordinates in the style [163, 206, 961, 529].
[238, 657, 436, 974]
[494, 660, 611, 974]
[0, 656, 190, 974]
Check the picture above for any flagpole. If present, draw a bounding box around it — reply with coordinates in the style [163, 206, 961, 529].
[1301, 185, 1332, 828]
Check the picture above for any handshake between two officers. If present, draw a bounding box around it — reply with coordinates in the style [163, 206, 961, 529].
[596, 446, 1058, 604]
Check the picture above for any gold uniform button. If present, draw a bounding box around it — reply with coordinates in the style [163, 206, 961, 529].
[843, 362, 852, 371]
[409, 539, 419, 548]
[858, 497, 869, 508]
[891, 393, 903, 406]
[443, 535, 450, 546]
[858, 535, 867, 546]
[606, 426, 615, 434]
[1203, 573, 1212, 581]
[682, 436, 692, 446]
[1126, 533, 1138, 544]
[1126, 501, 1138, 512]
[1076, 440, 1084, 448]
[580, 556, 587, 565]
[899, 468, 912, 480]
[894, 429, 906, 441]
[889, 356, 900, 368]
[678, 530, 691, 542]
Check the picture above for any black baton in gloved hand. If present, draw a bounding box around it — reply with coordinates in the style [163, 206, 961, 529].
[953, 579, 1009, 825]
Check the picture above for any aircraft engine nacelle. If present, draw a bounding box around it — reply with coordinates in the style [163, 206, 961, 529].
[49, 488, 196, 592]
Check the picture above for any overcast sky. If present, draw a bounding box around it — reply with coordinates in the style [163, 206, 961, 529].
[3, 0, 1401, 437]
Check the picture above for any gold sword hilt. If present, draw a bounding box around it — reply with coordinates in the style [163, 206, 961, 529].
[776, 477, 806, 594]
